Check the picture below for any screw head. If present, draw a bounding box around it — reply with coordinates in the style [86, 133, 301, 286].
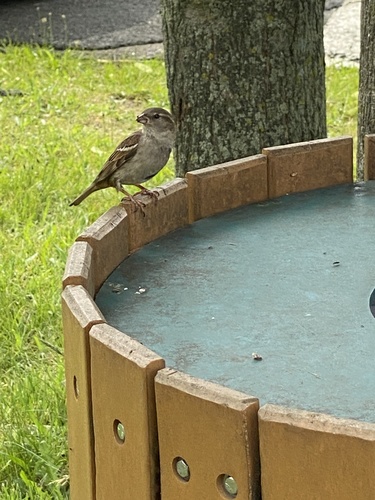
[222, 474, 238, 497]
[113, 420, 125, 444]
[174, 457, 190, 481]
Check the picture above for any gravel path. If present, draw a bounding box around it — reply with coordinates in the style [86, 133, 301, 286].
[324, 0, 361, 65]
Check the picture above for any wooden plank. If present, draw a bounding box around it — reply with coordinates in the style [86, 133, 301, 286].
[122, 178, 189, 252]
[364, 134, 375, 180]
[263, 136, 353, 199]
[62, 240, 95, 296]
[186, 154, 268, 223]
[61, 285, 106, 500]
[77, 205, 129, 294]
[259, 404, 375, 500]
[155, 368, 260, 499]
[89, 323, 165, 500]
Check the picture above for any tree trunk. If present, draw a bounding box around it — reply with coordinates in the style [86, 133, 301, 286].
[357, 0, 375, 180]
[161, 0, 327, 175]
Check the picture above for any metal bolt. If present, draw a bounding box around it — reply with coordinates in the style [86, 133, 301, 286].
[223, 475, 238, 497]
[114, 420, 125, 443]
[174, 458, 190, 481]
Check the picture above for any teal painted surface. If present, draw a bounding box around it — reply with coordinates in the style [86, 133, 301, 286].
[96, 182, 375, 423]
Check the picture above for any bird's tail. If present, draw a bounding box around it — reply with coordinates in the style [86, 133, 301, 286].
[69, 183, 100, 206]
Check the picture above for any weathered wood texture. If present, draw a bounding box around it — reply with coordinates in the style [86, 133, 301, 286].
[264, 136, 353, 198]
[186, 154, 268, 222]
[90, 324, 165, 500]
[76, 206, 129, 294]
[357, 0, 375, 180]
[62, 240, 95, 296]
[259, 404, 375, 499]
[61, 285, 105, 500]
[161, 0, 326, 175]
[121, 178, 189, 252]
[155, 368, 260, 499]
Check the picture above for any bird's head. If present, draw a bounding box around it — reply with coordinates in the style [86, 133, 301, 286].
[136, 107, 175, 146]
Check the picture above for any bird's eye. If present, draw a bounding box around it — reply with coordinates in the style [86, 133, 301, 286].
[154, 113, 160, 119]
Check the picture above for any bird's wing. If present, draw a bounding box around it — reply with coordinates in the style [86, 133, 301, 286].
[94, 130, 142, 183]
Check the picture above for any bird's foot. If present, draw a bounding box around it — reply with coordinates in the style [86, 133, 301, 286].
[121, 195, 146, 216]
[138, 188, 159, 200]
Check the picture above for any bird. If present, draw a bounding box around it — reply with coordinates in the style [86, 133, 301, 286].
[69, 107, 176, 211]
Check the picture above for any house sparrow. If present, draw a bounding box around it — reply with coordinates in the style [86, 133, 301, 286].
[69, 107, 175, 210]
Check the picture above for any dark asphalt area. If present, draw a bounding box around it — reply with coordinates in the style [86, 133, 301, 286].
[0, 1, 358, 64]
[0, 0, 162, 49]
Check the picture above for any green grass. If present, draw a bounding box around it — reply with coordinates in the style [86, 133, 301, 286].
[0, 45, 359, 498]
[326, 65, 359, 166]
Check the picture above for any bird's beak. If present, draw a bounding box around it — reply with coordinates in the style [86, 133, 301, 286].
[136, 113, 149, 125]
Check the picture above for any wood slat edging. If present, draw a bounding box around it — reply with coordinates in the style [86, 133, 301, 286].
[156, 367, 258, 409]
[76, 205, 128, 245]
[258, 404, 375, 499]
[186, 154, 268, 223]
[61, 285, 106, 500]
[262, 135, 353, 156]
[75, 205, 130, 294]
[155, 368, 260, 499]
[62, 240, 95, 296]
[90, 322, 165, 369]
[258, 403, 375, 438]
[263, 136, 353, 198]
[89, 323, 165, 499]
[122, 177, 189, 253]
[62, 284, 106, 328]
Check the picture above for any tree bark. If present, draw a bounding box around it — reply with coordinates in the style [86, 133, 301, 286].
[357, 0, 375, 180]
[161, 0, 327, 175]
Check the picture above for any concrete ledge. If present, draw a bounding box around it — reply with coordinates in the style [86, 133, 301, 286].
[263, 136, 353, 198]
[259, 404, 375, 500]
[186, 155, 268, 223]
